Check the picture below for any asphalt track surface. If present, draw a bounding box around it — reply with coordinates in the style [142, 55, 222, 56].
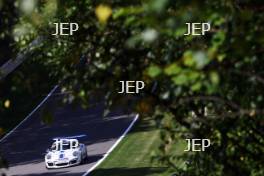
[0, 87, 137, 176]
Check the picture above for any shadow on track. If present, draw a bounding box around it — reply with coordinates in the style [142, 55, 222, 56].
[86, 154, 104, 164]
[13, 171, 84, 176]
[90, 167, 167, 176]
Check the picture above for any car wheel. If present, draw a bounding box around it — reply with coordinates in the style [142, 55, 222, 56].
[80, 156, 85, 164]
[81, 154, 88, 164]
[85, 153, 88, 162]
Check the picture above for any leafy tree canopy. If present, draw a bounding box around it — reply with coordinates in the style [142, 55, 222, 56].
[1, 0, 264, 175]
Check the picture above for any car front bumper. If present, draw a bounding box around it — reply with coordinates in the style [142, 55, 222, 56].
[45, 158, 81, 169]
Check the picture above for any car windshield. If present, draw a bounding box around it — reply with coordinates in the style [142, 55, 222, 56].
[50, 141, 71, 151]
[62, 143, 71, 150]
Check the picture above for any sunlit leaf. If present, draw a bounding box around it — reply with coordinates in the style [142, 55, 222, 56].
[95, 5, 112, 24]
[172, 74, 188, 85]
[193, 51, 209, 69]
[20, 0, 36, 14]
[191, 82, 202, 91]
[164, 63, 181, 76]
[141, 29, 158, 43]
[147, 65, 162, 78]
[4, 100, 10, 108]
[210, 71, 220, 85]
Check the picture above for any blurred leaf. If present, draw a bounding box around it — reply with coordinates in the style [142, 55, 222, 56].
[95, 5, 112, 24]
[147, 65, 162, 78]
[191, 82, 202, 91]
[149, 0, 169, 13]
[184, 51, 210, 69]
[164, 63, 181, 76]
[20, 0, 36, 15]
[172, 74, 188, 85]
[183, 51, 195, 67]
[79, 90, 85, 97]
[4, 100, 10, 108]
[136, 99, 153, 115]
[141, 29, 158, 43]
[42, 0, 58, 19]
[113, 6, 143, 19]
[212, 31, 226, 48]
[193, 51, 209, 69]
[187, 71, 200, 81]
[210, 71, 220, 85]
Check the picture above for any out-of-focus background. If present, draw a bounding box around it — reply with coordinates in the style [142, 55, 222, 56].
[0, 0, 264, 175]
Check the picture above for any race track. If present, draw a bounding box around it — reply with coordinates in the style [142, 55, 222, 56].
[0, 87, 137, 176]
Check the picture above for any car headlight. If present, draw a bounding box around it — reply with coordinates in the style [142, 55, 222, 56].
[46, 154, 52, 160]
[73, 151, 79, 157]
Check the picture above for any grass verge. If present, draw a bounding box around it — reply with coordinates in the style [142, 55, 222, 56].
[90, 117, 186, 176]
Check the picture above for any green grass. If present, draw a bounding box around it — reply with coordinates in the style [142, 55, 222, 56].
[90, 117, 186, 176]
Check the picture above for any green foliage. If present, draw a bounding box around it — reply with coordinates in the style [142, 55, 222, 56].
[147, 65, 162, 78]
[1, 0, 264, 175]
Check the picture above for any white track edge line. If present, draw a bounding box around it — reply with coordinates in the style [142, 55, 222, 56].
[0, 85, 59, 142]
[82, 114, 139, 176]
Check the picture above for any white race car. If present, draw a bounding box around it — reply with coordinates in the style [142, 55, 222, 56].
[45, 138, 88, 169]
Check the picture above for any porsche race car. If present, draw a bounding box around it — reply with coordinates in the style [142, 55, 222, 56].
[45, 137, 88, 169]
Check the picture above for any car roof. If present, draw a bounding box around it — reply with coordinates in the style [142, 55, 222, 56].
[53, 138, 79, 142]
[52, 134, 86, 141]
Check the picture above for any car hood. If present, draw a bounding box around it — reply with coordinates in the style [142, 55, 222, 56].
[47, 149, 78, 160]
